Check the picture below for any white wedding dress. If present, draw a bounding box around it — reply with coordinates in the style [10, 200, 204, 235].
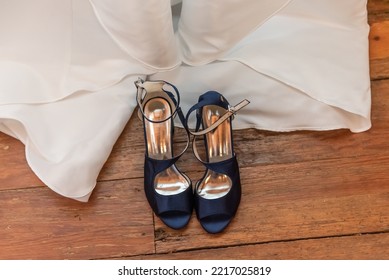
[0, 0, 371, 201]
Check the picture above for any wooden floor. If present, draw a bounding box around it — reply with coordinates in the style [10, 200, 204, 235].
[1, 2, 389, 260]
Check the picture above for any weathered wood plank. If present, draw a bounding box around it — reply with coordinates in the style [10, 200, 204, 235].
[368, 0, 389, 80]
[369, 20, 389, 80]
[370, 57, 389, 81]
[367, 0, 389, 15]
[129, 233, 389, 260]
[0, 133, 43, 190]
[155, 154, 389, 253]
[0, 178, 154, 259]
[370, 21, 389, 61]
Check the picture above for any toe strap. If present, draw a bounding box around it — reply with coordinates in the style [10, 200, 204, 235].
[194, 181, 241, 221]
[155, 186, 193, 216]
[203, 156, 240, 180]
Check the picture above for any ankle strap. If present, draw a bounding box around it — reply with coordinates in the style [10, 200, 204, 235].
[184, 91, 250, 136]
[184, 91, 249, 164]
[135, 78, 190, 161]
[135, 78, 182, 124]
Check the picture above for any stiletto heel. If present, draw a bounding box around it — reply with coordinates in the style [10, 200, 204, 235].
[185, 91, 249, 233]
[135, 78, 192, 229]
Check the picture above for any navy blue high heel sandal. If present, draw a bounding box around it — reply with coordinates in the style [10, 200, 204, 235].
[185, 91, 249, 234]
[135, 79, 192, 230]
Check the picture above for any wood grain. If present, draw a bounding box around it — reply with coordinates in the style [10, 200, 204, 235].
[129, 232, 389, 260]
[370, 21, 389, 60]
[0, 133, 43, 190]
[369, 17, 389, 80]
[0, 179, 154, 259]
[368, 0, 389, 15]
[154, 154, 389, 253]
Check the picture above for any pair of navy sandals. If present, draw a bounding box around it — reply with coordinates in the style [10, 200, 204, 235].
[135, 79, 249, 234]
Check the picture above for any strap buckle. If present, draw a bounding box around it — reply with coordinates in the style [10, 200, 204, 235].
[134, 77, 144, 89]
[229, 99, 250, 115]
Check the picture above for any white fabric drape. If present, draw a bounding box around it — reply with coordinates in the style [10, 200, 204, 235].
[0, 0, 371, 201]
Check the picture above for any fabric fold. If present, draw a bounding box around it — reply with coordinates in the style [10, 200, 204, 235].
[153, 0, 371, 133]
[221, 0, 371, 120]
[0, 0, 72, 105]
[177, 0, 292, 65]
[0, 0, 158, 201]
[89, 0, 181, 70]
[0, 78, 140, 201]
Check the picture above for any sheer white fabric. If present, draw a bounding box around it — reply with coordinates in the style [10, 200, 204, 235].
[0, 0, 371, 201]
